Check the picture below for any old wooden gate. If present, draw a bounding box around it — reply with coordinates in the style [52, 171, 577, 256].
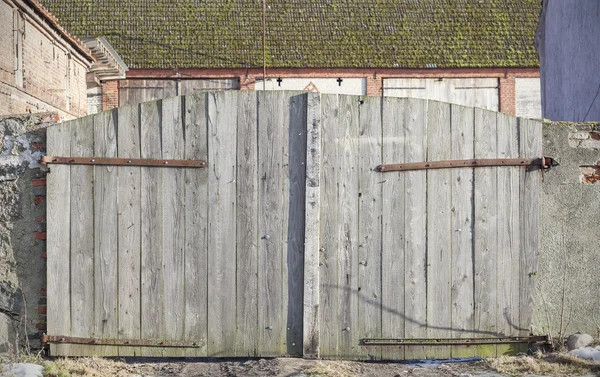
[45, 92, 543, 359]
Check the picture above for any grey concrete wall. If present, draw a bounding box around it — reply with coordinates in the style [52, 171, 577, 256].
[538, 0, 600, 122]
[534, 121, 600, 338]
[0, 114, 53, 354]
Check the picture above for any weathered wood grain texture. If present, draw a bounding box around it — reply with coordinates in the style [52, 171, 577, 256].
[69, 117, 94, 357]
[207, 91, 238, 356]
[116, 104, 142, 357]
[335, 95, 360, 360]
[183, 93, 209, 357]
[160, 97, 186, 357]
[381, 97, 406, 361]
[47, 122, 72, 356]
[403, 98, 429, 360]
[519, 119, 542, 337]
[473, 108, 499, 357]
[93, 110, 119, 356]
[496, 113, 522, 355]
[303, 92, 321, 358]
[140, 100, 165, 357]
[426, 100, 453, 360]
[319, 94, 340, 358]
[449, 104, 477, 358]
[286, 93, 308, 356]
[358, 96, 382, 361]
[235, 91, 259, 356]
[257, 91, 286, 356]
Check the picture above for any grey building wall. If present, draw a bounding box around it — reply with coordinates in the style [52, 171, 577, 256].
[534, 121, 600, 338]
[537, 0, 600, 122]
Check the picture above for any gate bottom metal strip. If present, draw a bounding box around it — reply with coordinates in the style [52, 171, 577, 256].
[360, 336, 550, 346]
[41, 334, 202, 348]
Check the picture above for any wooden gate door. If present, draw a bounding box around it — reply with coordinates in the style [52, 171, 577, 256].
[305, 95, 543, 360]
[46, 91, 307, 357]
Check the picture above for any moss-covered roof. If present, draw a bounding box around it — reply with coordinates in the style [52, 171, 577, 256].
[38, 0, 541, 69]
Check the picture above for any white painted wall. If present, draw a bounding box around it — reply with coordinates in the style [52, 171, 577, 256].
[516, 78, 542, 119]
[383, 78, 499, 111]
[256, 78, 366, 95]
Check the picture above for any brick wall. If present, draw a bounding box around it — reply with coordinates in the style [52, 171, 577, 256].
[0, 0, 90, 119]
[101, 80, 119, 111]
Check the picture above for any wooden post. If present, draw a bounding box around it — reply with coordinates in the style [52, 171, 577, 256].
[303, 92, 321, 358]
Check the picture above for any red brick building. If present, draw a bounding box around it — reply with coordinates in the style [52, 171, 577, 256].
[0, 0, 94, 119]
[41, 0, 542, 118]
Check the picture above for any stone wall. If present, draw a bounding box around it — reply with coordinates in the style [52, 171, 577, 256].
[0, 113, 54, 354]
[534, 121, 600, 338]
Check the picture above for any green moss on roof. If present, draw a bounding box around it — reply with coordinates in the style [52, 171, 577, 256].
[39, 0, 541, 69]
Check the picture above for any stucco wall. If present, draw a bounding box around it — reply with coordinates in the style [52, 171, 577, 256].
[534, 121, 600, 338]
[0, 113, 54, 354]
[538, 0, 600, 122]
[516, 78, 542, 119]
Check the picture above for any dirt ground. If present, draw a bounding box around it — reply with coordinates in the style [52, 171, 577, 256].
[35, 354, 600, 377]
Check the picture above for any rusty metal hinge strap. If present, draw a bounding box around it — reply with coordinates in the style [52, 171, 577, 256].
[41, 334, 203, 348]
[360, 335, 550, 346]
[377, 157, 557, 173]
[41, 156, 207, 168]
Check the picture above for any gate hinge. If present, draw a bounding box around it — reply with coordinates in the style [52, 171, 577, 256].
[377, 157, 558, 173]
[41, 156, 207, 168]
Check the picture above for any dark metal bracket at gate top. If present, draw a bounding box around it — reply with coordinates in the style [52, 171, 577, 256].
[41, 156, 207, 168]
[41, 334, 203, 348]
[360, 335, 550, 346]
[377, 157, 558, 173]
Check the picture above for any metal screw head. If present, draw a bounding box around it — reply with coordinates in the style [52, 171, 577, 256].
[292, 342, 296, 346]
[359, 244, 365, 248]
[359, 260, 366, 266]
[267, 325, 273, 330]
[90, 159, 95, 163]
[264, 234, 271, 240]
[319, 247, 325, 252]
[344, 327, 350, 331]
[127, 160, 132, 163]
[164, 161, 169, 165]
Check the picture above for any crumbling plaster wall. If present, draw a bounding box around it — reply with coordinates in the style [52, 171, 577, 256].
[535, 121, 600, 338]
[0, 113, 54, 354]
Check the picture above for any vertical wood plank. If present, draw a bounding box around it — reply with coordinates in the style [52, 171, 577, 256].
[337, 95, 360, 360]
[450, 104, 476, 358]
[403, 98, 428, 361]
[426, 100, 452, 360]
[116, 104, 142, 357]
[207, 91, 237, 356]
[381, 97, 406, 361]
[94, 110, 119, 356]
[519, 119, 542, 337]
[235, 91, 259, 356]
[286, 93, 308, 356]
[184, 93, 209, 357]
[161, 96, 186, 357]
[318, 94, 340, 358]
[358, 96, 382, 360]
[496, 113, 522, 355]
[304, 92, 322, 359]
[473, 108, 498, 357]
[257, 91, 285, 356]
[140, 100, 164, 357]
[69, 117, 94, 356]
[47, 123, 72, 356]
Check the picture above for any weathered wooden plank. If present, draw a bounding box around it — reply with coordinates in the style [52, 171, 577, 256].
[519, 119, 542, 337]
[403, 98, 428, 361]
[68, 116, 94, 357]
[495, 113, 522, 356]
[257, 91, 285, 356]
[140, 100, 165, 357]
[286, 93, 308, 356]
[184, 93, 209, 357]
[207, 91, 237, 356]
[93, 110, 119, 356]
[47, 122, 72, 356]
[160, 96, 186, 357]
[357, 96, 382, 361]
[304, 92, 322, 359]
[473, 108, 499, 357]
[116, 104, 142, 357]
[450, 104, 477, 358]
[337, 94, 360, 360]
[318, 94, 340, 358]
[426, 100, 453, 360]
[381, 97, 406, 361]
[234, 91, 259, 356]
